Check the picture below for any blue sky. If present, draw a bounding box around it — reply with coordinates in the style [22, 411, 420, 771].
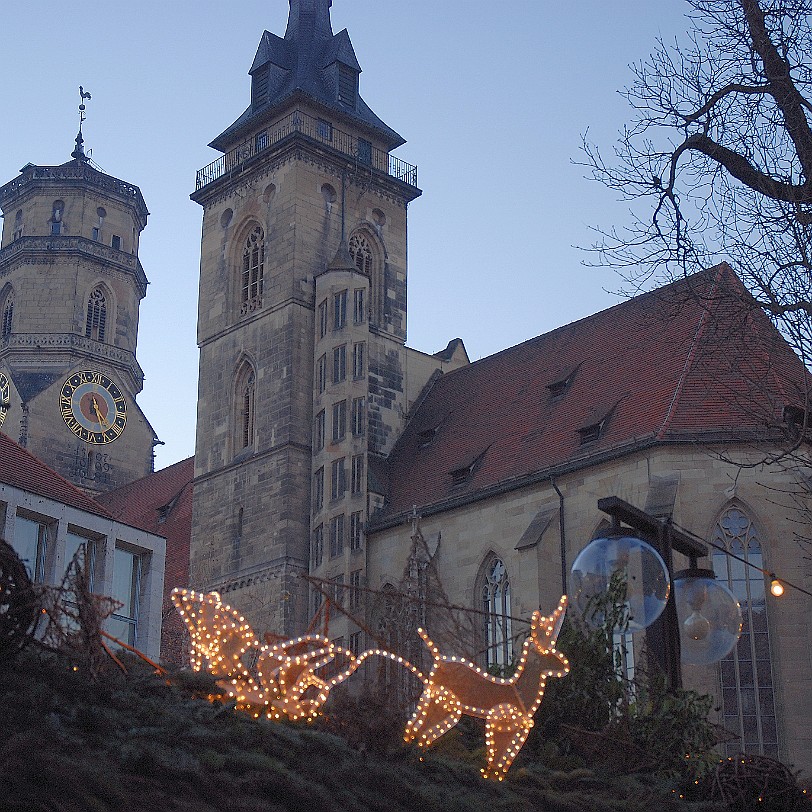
[0, 1, 692, 467]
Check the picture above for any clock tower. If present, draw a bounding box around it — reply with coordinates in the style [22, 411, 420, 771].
[190, 0, 422, 635]
[0, 115, 158, 493]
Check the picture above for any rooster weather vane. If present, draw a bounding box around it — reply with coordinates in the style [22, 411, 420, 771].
[72, 86, 92, 161]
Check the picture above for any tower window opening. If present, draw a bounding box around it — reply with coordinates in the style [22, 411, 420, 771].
[111, 235, 122, 251]
[85, 288, 107, 342]
[241, 226, 265, 313]
[13, 210, 23, 241]
[240, 372, 256, 449]
[50, 200, 64, 235]
[338, 64, 357, 107]
[2, 298, 13, 339]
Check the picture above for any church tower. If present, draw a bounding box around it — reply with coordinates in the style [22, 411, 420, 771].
[190, 0, 421, 635]
[0, 109, 158, 493]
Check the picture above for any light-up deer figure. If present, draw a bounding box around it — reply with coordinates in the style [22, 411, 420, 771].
[403, 595, 569, 780]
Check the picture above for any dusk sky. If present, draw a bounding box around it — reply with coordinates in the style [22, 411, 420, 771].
[0, 1, 693, 468]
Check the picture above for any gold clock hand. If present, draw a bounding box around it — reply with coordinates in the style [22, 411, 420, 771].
[91, 396, 110, 429]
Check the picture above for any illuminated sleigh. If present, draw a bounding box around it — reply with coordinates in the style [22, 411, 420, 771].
[171, 587, 569, 779]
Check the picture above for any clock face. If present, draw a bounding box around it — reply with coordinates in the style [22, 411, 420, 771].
[0, 372, 9, 428]
[60, 370, 127, 444]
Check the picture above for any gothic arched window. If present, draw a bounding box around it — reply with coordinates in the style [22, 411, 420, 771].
[85, 288, 107, 342]
[712, 506, 778, 758]
[349, 231, 380, 324]
[240, 226, 265, 314]
[2, 296, 13, 339]
[480, 555, 512, 670]
[235, 363, 256, 452]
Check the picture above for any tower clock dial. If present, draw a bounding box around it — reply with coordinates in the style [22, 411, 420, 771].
[0, 372, 10, 428]
[60, 370, 127, 444]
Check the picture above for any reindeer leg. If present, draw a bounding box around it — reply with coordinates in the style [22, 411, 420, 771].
[404, 685, 462, 749]
[482, 703, 534, 781]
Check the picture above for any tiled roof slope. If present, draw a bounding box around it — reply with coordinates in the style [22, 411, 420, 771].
[96, 457, 194, 665]
[375, 265, 810, 524]
[0, 432, 113, 519]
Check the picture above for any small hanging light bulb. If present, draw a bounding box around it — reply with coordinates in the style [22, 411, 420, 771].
[769, 576, 784, 597]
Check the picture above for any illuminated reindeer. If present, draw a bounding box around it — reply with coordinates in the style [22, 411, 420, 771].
[403, 595, 569, 780]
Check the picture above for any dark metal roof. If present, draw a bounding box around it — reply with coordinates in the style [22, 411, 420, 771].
[210, 0, 404, 152]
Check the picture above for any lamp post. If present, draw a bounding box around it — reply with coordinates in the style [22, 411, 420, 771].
[570, 496, 742, 690]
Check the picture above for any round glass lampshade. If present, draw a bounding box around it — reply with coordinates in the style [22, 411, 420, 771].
[571, 533, 670, 632]
[674, 569, 742, 665]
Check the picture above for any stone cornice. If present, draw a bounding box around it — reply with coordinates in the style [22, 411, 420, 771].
[0, 236, 149, 296]
[0, 333, 144, 393]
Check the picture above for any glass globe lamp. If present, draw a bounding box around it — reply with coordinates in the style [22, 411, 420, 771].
[571, 532, 670, 632]
[674, 568, 742, 665]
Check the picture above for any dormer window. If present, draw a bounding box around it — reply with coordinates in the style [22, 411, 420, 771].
[252, 67, 269, 110]
[418, 427, 439, 448]
[448, 449, 487, 488]
[578, 421, 605, 445]
[338, 64, 357, 107]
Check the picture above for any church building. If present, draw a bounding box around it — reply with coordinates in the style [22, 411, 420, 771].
[1, 0, 810, 780]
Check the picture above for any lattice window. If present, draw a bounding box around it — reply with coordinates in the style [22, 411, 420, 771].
[713, 507, 778, 758]
[240, 226, 265, 314]
[480, 555, 512, 669]
[85, 288, 107, 342]
[2, 298, 13, 339]
[349, 234, 373, 276]
[235, 363, 256, 451]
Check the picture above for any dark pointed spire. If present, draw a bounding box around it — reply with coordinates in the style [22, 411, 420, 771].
[284, 0, 333, 42]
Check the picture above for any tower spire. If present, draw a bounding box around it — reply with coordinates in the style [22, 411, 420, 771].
[71, 86, 92, 162]
[284, 0, 333, 42]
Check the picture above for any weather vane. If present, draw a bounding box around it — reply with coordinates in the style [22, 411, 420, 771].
[72, 86, 92, 161]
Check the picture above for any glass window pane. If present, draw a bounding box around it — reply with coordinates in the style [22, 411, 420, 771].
[112, 547, 139, 619]
[13, 517, 46, 581]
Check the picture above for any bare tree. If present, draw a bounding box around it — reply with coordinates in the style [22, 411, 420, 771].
[585, 0, 812, 371]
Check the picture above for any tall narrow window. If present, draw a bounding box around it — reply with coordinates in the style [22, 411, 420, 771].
[481, 556, 512, 670]
[332, 400, 346, 443]
[331, 458, 346, 500]
[235, 363, 256, 452]
[108, 546, 142, 647]
[713, 507, 778, 758]
[357, 139, 372, 166]
[316, 354, 327, 393]
[314, 410, 325, 451]
[350, 511, 364, 551]
[352, 342, 365, 379]
[351, 397, 365, 437]
[13, 210, 23, 241]
[313, 468, 324, 512]
[85, 288, 107, 342]
[351, 454, 364, 494]
[353, 288, 365, 323]
[13, 516, 48, 582]
[334, 290, 347, 330]
[318, 300, 328, 338]
[330, 514, 345, 558]
[2, 297, 13, 339]
[350, 569, 363, 610]
[111, 234, 121, 251]
[64, 532, 97, 586]
[241, 226, 265, 313]
[349, 233, 378, 324]
[333, 345, 346, 383]
[311, 524, 324, 569]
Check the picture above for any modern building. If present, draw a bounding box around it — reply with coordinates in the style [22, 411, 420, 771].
[0, 431, 165, 660]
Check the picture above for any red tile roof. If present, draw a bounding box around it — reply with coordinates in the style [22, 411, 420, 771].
[374, 265, 809, 524]
[96, 456, 194, 665]
[0, 432, 113, 519]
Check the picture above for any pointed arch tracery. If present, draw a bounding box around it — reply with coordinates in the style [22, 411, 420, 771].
[2, 287, 14, 340]
[712, 504, 778, 758]
[240, 225, 265, 315]
[85, 286, 108, 342]
[348, 229, 382, 326]
[234, 358, 257, 453]
[477, 553, 512, 670]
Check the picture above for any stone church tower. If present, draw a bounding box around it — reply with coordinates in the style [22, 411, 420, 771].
[0, 123, 158, 494]
[189, 0, 433, 635]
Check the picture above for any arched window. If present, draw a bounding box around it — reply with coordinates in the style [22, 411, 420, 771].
[240, 226, 265, 314]
[235, 363, 256, 452]
[712, 506, 778, 758]
[349, 231, 380, 325]
[2, 297, 13, 339]
[13, 210, 23, 240]
[85, 288, 107, 342]
[480, 555, 512, 670]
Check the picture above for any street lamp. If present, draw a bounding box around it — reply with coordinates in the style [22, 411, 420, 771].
[571, 497, 743, 688]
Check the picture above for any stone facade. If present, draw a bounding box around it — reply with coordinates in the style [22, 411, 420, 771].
[0, 158, 157, 493]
